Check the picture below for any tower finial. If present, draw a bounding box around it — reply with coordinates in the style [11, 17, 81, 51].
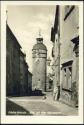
[6, 10, 8, 23]
[39, 28, 41, 37]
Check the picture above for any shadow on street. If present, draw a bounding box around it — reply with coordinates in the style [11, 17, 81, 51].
[6, 98, 32, 115]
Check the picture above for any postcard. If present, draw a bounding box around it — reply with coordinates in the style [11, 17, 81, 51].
[0, 1, 83, 124]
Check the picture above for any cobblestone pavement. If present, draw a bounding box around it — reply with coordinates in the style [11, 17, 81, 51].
[7, 98, 63, 115]
[7, 92, 78, 116]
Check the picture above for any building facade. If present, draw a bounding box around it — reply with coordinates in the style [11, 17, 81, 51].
[6, 24, 32, 96]
[32, 35, 47, 92]
[51, 5, 79, 106]
[28, 71, 32, 95]
[51, 5, 60, 100]
[24, 61, 29, 95]
[6, 24, 21, 96]
[20, 50, 29, 96]
[46, 57, 53, 91]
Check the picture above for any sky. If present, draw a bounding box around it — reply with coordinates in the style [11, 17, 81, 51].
[7, 5, 56, 73]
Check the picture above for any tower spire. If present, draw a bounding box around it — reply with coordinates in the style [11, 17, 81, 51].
[6, 10, 8, 23]
[36, 28, 43, 43]
[39, 28, 41, 37]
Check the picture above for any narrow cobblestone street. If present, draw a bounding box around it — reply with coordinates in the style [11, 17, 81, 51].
[6, 92, 78, 116]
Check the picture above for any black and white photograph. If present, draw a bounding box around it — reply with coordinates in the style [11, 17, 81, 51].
[0, 1, 83, 124]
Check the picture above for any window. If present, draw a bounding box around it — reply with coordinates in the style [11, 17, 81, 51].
[62, 67, 72, 90]
[61, 60, 73, 91]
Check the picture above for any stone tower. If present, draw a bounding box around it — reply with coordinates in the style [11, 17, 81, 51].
[32, 34, 47, 92]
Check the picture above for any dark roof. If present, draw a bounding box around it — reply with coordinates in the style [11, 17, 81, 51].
[54, 5, 59, 33]
[36, 37, 43, 42]
[71, 36, 79, 45]
[51, 27, 55, 42]
[28, 71, 32, 76]
[61, 60, 73, 68]
[32, 43, 47, 50]
[7, 24, 22, 48]
[25, 62, 29, 68]
[51, 6, 59, 43]
[20, 49, 26, 57]
[64, 6, 75, 21]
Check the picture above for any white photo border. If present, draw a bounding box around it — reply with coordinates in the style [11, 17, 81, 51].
[1, 1, 83, 124]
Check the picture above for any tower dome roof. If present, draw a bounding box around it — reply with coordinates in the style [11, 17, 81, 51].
[32, 43, 47, 50]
